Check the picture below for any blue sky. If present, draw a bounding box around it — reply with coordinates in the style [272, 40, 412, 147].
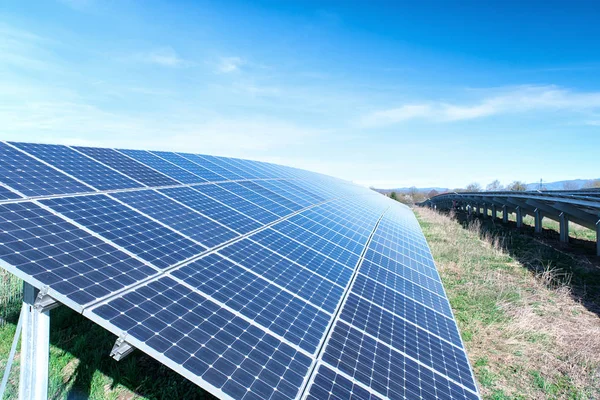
[2, 0, 600, 189]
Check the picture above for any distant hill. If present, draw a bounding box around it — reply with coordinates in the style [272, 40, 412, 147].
[525, 179, 599, 191]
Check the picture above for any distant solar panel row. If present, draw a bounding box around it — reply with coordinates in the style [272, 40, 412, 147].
[0, 141, 479, 399]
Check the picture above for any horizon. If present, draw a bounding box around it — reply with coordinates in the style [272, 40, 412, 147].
[2, 0, 599, 189]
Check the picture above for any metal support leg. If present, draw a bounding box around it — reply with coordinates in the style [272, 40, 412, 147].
[502, 205, 508, 224]
[491, 205, 497, 220]
[559, 213, 569, 243]
[19, 283, 49, 400]
[483, 204, 488, 219]
[516, 207, 523, 228]
[534, 209, 543, 234]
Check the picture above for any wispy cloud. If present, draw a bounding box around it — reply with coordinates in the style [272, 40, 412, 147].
[0, 24, 56, 71]
[361, 85, 600, 126]
[133, 47, 188, 67]
[216, 56, 244, 73]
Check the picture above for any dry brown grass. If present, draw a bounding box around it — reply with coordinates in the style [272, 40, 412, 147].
[415, 207, 600, 399]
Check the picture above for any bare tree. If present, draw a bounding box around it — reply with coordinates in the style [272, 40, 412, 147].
[506, 181, 527, 191]
[486, 179, 503, 191]
[584, 179, 600, 189]
[465, 182, 482, 192]
[562, 181, 578, 190]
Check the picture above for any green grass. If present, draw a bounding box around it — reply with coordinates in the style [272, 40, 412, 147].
[0, 270, 215, 400]
[415, 207, 600, 400]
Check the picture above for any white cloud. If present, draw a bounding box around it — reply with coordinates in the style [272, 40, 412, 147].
[361, 85, 600, 126]
[133, 47, 187, 67]
[217, 56, 244, 73]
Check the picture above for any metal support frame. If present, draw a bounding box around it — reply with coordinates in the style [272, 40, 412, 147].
[534, 209, 543, 234]
[19, 282, 51, 400]
[516, 206, 523, 228]
[559, 212, 569, 243]
[483, 204, 488, 219]
[111, 333, 135, 361]
[491, 204, 497, 220]
[502, 205, 508, 223]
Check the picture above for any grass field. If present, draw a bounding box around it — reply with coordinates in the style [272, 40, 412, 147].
[416, 207, 600, 399]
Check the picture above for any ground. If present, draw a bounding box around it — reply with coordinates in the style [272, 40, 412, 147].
[415, 206, 600, 399]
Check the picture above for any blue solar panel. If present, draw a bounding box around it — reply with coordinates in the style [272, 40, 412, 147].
[307, 365, 383, 400]
[0, 202, 156, 304]
[250, 228, 354, 286]
[218, 182, 292, 217]
[0, 142, 92, 196]
[41, 195, 204, 269]
[150, 151, 227, 182]
[219, 240, 344, 314]
[160, 186, 262, 234]
[0, 142, 479, 400]
[74, 146, 179, 187]
[322, 322, 478, 400]
[118, 149, 206, 184]
[238, 181, 304, 212]
[171, 253, 331, 353]
[112, 190, 238, 248]
[93, 277, 313, 400]
[192, 184, 279, 224]
[0, 185, 21, 200]
[11, 142, 142, 190]
[340, 294, 476, 391]
[179, 153, 244, 180]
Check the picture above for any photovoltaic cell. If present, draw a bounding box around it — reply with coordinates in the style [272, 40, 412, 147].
[93, 277, 313, 400]
[351, 274, 462, 347]
[219, 240, 344, 314]
[74, 146, 179, 187]
[119, 149, 206, 184]
[218, 182, 292, 217]
[112, 190, 238, 248]
[0, 142, 91, 196]
[179, 153, 244, 181]
[42, 195, 204, 269]
[340, 294, 476, 391]
[250, 228, 353, 286]
[0, 185, 21, 200]
[171, 254, 331, 353]
[322, 322, 478, 400]
[0, 141, 479, 400]
[307, 365, 383, 400]
[237, 181, 304, 212]
[160, 187, 262, 234]
[192, 184, 279, 224]
[11, 142, 142, 191]
[0, 202, 155, 304]
[150, 151, 226, 182]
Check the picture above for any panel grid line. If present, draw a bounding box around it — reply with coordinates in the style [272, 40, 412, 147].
[299, 206, 389, 399]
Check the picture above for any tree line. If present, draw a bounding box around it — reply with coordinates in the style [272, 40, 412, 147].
[386, 179, 600, 206]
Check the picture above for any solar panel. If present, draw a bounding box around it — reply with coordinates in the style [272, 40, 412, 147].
[0, 141, 479, 400]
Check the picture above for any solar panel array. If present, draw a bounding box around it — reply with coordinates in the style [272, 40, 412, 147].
[0, 141, 479, 400]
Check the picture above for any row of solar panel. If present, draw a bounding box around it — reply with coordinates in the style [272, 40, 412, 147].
[0, 142, 477, 399]
[307, 208, 478, 399]
[0, 141, 357, 199]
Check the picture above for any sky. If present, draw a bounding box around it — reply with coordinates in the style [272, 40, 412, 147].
[2, 0, 600, 189]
